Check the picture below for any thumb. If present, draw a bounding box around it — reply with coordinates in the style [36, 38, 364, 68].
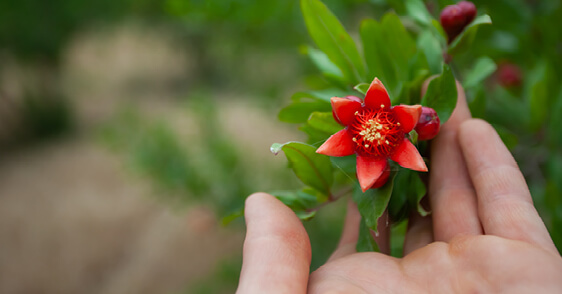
[236, 193, 311, 294]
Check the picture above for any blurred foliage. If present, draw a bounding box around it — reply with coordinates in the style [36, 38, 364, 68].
[0, 0, 164, 62]
[100, 97, 291, 217]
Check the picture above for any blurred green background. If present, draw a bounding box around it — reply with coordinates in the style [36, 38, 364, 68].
[0, 0, 560, 293]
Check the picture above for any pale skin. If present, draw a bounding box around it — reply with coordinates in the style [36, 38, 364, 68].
[236, 82, 562, 293]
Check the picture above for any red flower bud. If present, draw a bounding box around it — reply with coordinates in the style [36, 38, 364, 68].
[415, 107, 440, 141]
[497, 63, 523, 88]
[440, 1, 477, 43]
[458, 1, 476, 23]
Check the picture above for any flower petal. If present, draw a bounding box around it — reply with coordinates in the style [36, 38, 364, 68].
[364, 78, 391, 110]
[390, 138, 428, 172]
[331, 97, 362, 126]
[316, 129, 356, 157]
[393, 105, 422, 133]
[356, 155, 387, 192]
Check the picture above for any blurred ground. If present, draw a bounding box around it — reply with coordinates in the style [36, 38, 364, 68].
[0, 23, 298, 294]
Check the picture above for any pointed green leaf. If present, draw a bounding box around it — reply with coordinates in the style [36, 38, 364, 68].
[301, 0, 365, 84]
[463, 56, 497, 90]
[353, 83, 370, 95]
[421, 64, 458, 123]
[279, 101, 332, 123]
[360, 19, 398, 94]
[405, 0, 434, 26]
[526, 61, 550, 130]
[356, 218, 380, 252]
[271, 142, 334, 195]
[380, 13, 417, 73]
[307, 112, 343, 134]
[307, 46, 344, 78]
[448, 14, 492, 54]
[418, 29, 443, 75]
[352, 171, 397, 233]
[270, 188, 325, 221]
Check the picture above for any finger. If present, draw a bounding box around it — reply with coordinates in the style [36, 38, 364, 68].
[458, 119, 558, 254]
[237, 193, 311, 294]
[426, 80, 483, 242]
[403, 197, 433, 255]
[328, 198, 361, 260]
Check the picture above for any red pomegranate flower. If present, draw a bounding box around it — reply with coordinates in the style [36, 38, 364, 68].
[316, 78, 427, 192]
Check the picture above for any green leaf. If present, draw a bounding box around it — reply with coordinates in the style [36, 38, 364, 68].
[307, 46, 344, 78]
[292, 88, 349, 103]
[307, 112, 343, 134]
[299, 124, 332, 145]
[381, 13, 417, 72]
[421, 64, 458, 123]
[330, 155, 357, 176]
[387, 173, 409, 223]
[270, 188, 325, 221]
[463, 56, 497, 90]
[410, 172, 429, 216]
[405, 0, 434, 26]
[221, 208, 244, 226]
[417, 29, 443, 75]
[388, 168, 427, 223]
[271, 142, 334, 195]
[353, 83, 369, 95]
[301, 0, 365, 84]
[431, 19, 447, 46]
[526, 61, 550, 130]
[360, 18, 399, 94]
[356, 218, 380, 252]
[448, 14, 492, 55]
[279, 101, 332, 123]
[352, 171, 397, 233]
[548, 86, 562, 148]
[360, 13, 416, 97]
[295, 210, 317, 221]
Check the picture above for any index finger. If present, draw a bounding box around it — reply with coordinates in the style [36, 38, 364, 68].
[458, 119, 558, 255]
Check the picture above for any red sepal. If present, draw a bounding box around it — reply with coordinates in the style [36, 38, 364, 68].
[316, 129, 355, 157]
[331, 97, 362, 126]
[364, 78, 391, 110]
[393, 105, 422, 133]
[390, 139, 427, 172]
[356, 155, 387, 192]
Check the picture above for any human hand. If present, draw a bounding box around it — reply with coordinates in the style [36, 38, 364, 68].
[236, 83, 562, 293]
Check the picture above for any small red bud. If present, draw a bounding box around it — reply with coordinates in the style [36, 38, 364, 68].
[497, 63, 523, 88]
[440, 1, 477, 43]
[458, 1, 476, 23]
[415, 107, 440, 141]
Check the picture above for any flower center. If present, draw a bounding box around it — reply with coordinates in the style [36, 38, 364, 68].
[349, 108, 403, 157]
